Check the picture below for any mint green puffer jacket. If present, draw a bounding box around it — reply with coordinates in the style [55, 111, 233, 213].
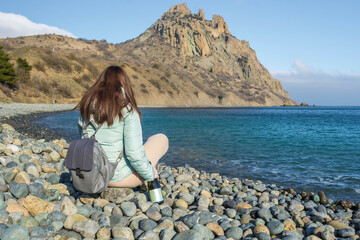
[77, 106, 155, 182]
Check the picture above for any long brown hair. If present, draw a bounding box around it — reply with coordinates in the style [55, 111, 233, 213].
[74, 65, 141, 126]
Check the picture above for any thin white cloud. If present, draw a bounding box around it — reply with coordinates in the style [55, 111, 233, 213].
[271, 60, 360, 84]
[271, 60, 360, 106]
[0, 12, 76, 38]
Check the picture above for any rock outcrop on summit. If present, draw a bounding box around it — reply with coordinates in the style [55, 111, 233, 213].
[0, 3, 297, 106]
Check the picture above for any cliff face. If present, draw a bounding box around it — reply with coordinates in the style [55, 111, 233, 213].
[0, 3, 297, 106]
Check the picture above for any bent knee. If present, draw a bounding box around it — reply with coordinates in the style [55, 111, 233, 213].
[157, 133, 169, 152]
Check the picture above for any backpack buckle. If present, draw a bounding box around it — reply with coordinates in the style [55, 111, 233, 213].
[76, 168, 84, 179]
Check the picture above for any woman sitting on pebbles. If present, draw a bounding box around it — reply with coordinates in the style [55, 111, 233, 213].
[74, 65, 169, 188]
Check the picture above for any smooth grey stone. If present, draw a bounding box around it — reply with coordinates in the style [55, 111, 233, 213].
[258, 208, 273, 222]
[201, 181, 212, 189]
[220, 220, 232, 231]
[172, 230, 202, 240]
[240, 223, 255, 231]
[160, 207, 172, 217]
[46, 173, 60, 184]
[159, 228, 176, 240]
[182, 212, 200, 228]
[30, 227, 47, 238]
[338, 228, 355, 237]
[0, 199, 5, 211]
[9, 182, 28, 199]
[4, 170, 17, 184]
[19, 154, 31, 163]
[91, 211, 105, 221]
[219, 186, 232, 195]
[231, 219, 241, 227]
[198, 196, 210, 208]
[277, 213, 290, 221]
[52, 220, 63, 231]
[321, 229, 335, 240]
[1, 225, 29, 240]
[254, 184, 267, 192]
[198, 211, 218, 225]
[43, 223, 57, 236]
[133, 229, 144, 239]
[129, 218, 142, 230]
[282, 230, 303, 240]
[47, 211, 66, 222]
[178, 192, 195, 205]
[109, 215, 129, 228]
[19, 216, 39, 230]
[244, 195, 258, 202]
[139, 219, 157, 231]
[267, 219, 284, 235]
[58, 229, 82, 240]
[316, 205, 327, 214]
[225, 209, 236, 218]
[172, 208, 188, 220]
[225, 227, 243, 239]
[38, 218, 51, 228]
[6, 161, 18, 168]
[304, 201, 317, 210]
[282, 236, 299, 240]
[162, 184, 172, 194]
[31, 146, 42, 154]
[146, 205, 162, 221]
[223, 200, 237, 209]
[336, 211, 352, 220]
[76, 206, 91, 218]
[192, 224, 215, 240]
[0, 223, 8, 236]
[137, 230, 159, 240]
[305, 223, 318, 236]
[72, 220, 100, 238]
[120, 201, 137, 217]
[257, 232, 271, 240]
[159, 171, 170, 179]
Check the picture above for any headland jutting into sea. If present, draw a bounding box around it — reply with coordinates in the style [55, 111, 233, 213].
[0, 103, 358, 239]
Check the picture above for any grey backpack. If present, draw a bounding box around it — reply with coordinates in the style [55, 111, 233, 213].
[65, 120, 123, 194]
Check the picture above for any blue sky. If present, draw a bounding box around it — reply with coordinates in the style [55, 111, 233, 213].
[1, 0, 359, 105]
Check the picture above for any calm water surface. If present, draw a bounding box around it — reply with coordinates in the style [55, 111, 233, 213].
[35, 107, 360, 201]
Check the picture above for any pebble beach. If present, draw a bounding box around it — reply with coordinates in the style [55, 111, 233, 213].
[0, 103, 76, 120]
[0, 104, 359, 240]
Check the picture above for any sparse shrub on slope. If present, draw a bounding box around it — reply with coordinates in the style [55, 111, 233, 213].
[57, 83, 75, 98]
[40, 54, 72, 72]
[16, 57, 32, 83]
[31, 72, 54, 95]
[33, 61, 46, 72]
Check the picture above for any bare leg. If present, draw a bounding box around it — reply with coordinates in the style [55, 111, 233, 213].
[108, 133, 169, 188]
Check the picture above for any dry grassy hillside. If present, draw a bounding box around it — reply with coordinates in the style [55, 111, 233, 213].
[0, 3, 297, 107]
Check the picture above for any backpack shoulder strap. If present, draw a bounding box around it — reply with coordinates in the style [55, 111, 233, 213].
[116, 149, 124, 163]
[82, 119, 103, 138]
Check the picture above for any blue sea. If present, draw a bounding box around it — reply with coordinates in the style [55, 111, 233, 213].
[35, 107, 360, 201]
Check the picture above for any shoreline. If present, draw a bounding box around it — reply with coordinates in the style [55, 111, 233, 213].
[0, 104, 359, 202]
[0, 103, 76, 120]
[0, 122, 359, 239]
[0, 103, 77, 141]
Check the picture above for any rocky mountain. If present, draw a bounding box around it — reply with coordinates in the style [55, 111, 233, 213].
[0, 3, 297, 106]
